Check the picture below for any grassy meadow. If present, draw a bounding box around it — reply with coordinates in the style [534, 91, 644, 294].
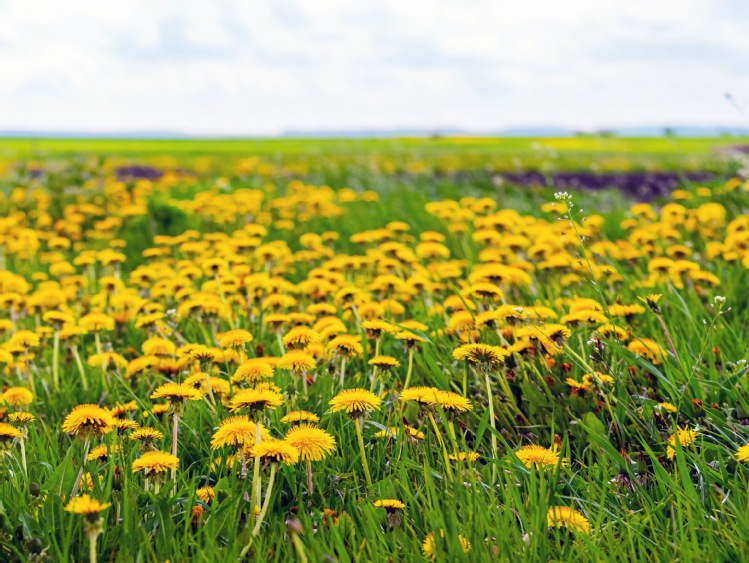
[0, 136, 747, 561]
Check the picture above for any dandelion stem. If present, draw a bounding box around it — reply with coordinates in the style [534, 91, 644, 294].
[403, 349, 414, 390]
[88, 530, 98, 563]
[339, 357, 347, 387]
[445, 419, 461, 460]
[250, 419, 263, 523]
[20, 436, 27, 479]
[215, 274, 236, 329]
[427, 411, 454, 479]
[252, 462, 276, 536]
[94, 333, 106, 388]
[72, 438, 91, 497]
[170, 413, 180, 488]
[72, 345, 89, 391]
[25, 356, 35, 396]
[484, 371, 498, 486]
[655, 313, 680, 363]
[354, 418, 373, 489]
[240, 447, 247, 479]
[291, 533, 308, 563]
[306, 459, 313, 495]
[52, 330, 60, 390]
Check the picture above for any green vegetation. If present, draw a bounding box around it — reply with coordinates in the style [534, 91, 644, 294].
[0, 139, 746, 561]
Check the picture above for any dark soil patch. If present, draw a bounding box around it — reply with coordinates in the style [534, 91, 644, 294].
[497, 171, 716, 201]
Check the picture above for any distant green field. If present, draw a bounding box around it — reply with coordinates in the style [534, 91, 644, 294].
[0, 135, 746, 155]
[2, 136, 746, 181]
[0, 135, 744, 160]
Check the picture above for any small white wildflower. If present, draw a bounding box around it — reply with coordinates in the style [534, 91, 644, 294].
[514, 307, 524, 314]
[738, 359, 747, 366]
[714, 296, 726, 305]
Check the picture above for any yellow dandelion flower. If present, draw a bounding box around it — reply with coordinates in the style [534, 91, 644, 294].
[667, 427, 697, 460]
[627, 338, 666, 365]
[130, 427, 164, 443]
[280, 410, 320, 425]
[62, 404, 116, 437]
[8, 330, 40, 348]
[284, 424, 336, 461]
[132, 451, 180, 474]
[514, 445, 567, 469]
[79, 313, 115, 332]
[232, 358, 274, 383]
[657, 402, 677, 413]
[211, 416, 269, 449]
[282, 326, 320, 350]
[277, 351, 316, 373]
[229, 388, 283, 412]
[327, 334, 363, 359]
[87, 444, 119, 462]
[434, 390, 473, 414]
[368, 355, 401, 370]
[150, 383, 202, 403]
[65, 495, 111, 517]
[43, 310, 75, 327]
[0, 422, 22, 444]
[452, 343, 508, 369]
[87, 352, 128, 369]
[736, 443, 749, 462]
[449, 452, 480, 462]
[375, 425, 425, 441]
[2, 387, 33, 407]
[399, 386, 439, 406]
[218, 329, 253, 349]
[361, 320, 399, 337]
[196, 486, 215, 504]
[8, 412, 35, 425]
[108, 400, 138, 418]
[141, 337, 176, 357]
[373, 499, 405, 511]
[328, 388, 381, 417]
[249, 439, 300, 465]
[547, 506, 590, 534]
[134, 312, 165, 329]
[395, 331, 428, 346]
[422, 530, 471, 558]
[113, 419, 139, 432]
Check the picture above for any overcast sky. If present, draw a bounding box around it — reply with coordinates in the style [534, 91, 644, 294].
[0, 0, 748, 135]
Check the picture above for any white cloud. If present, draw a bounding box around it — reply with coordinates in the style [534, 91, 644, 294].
[0, 0, 747, 134]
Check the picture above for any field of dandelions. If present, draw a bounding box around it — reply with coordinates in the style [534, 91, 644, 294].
[0, 137, 749, 562]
